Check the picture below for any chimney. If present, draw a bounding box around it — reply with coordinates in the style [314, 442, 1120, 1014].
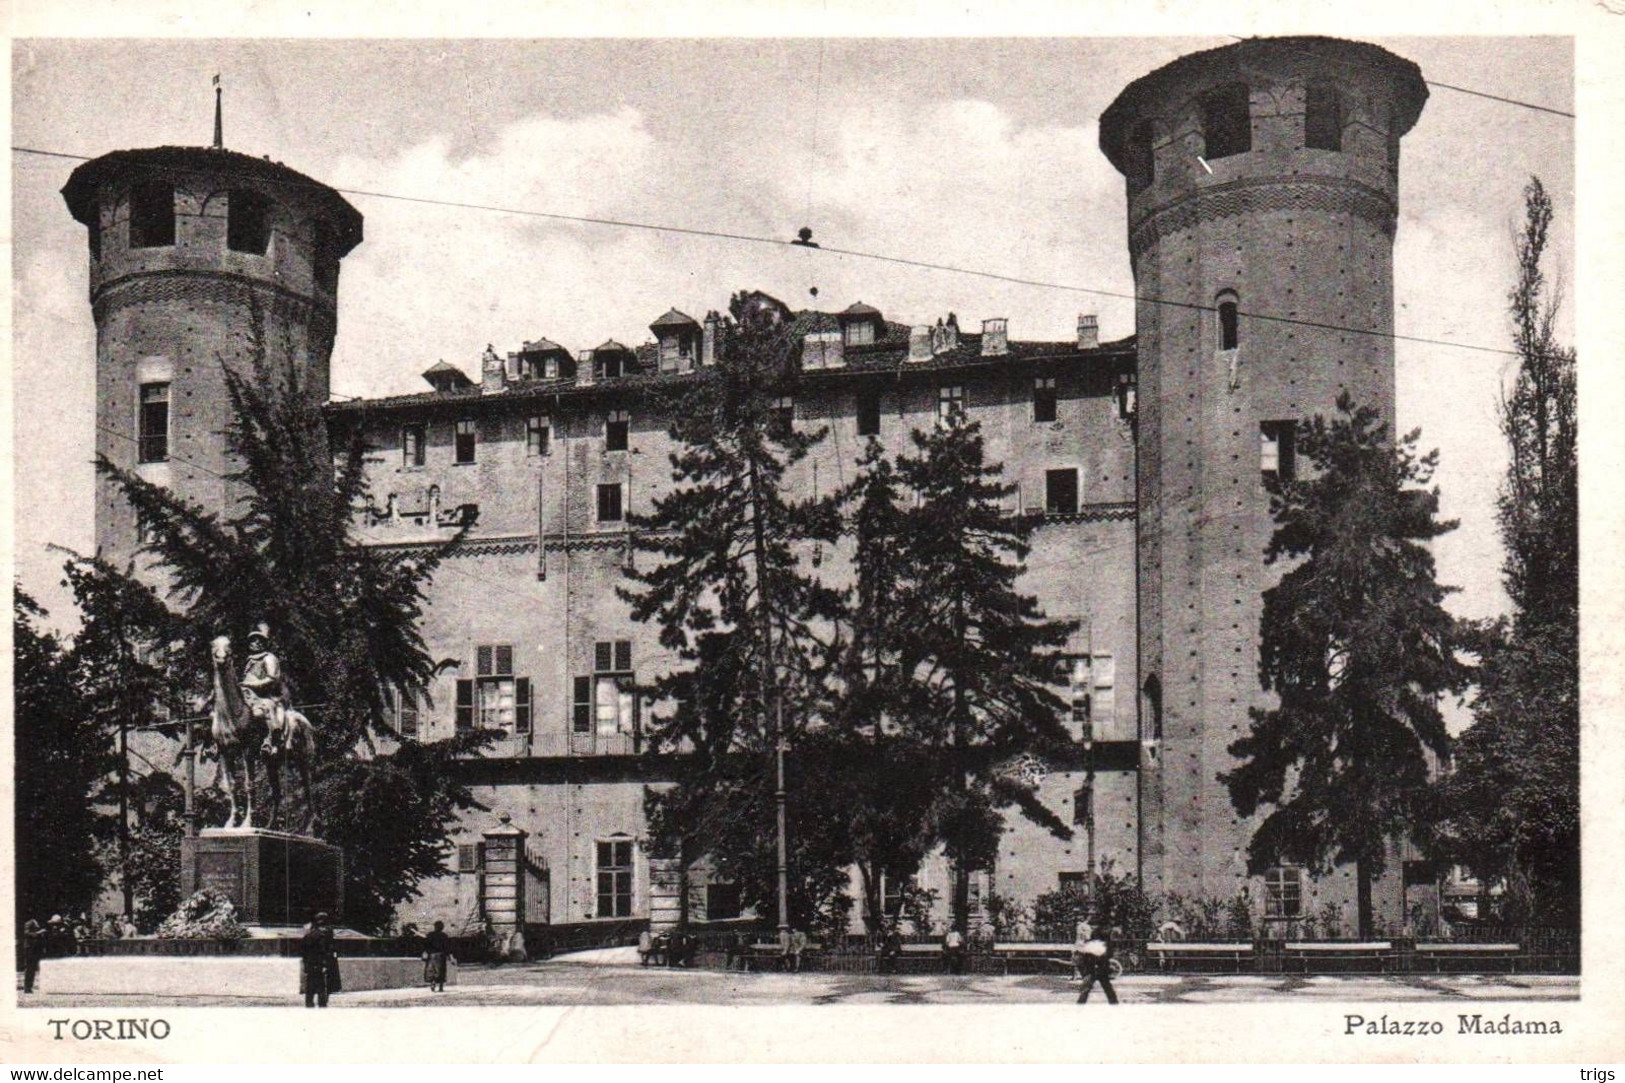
[577, 349, 596, 386]
[909, 325, 933, 362]
[701, 311, 720, 366]
[800, 331, 843, 370]
[1077, 313, 1099, 350]
[981, 318, 1008, 357]
[481, 344, 506, 394]
[944, 313, 960, 350]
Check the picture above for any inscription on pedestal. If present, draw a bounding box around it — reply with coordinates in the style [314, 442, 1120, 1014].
[195, 851, 246, 907]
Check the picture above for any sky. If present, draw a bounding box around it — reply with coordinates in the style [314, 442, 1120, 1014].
[9, 36, 1574, 637]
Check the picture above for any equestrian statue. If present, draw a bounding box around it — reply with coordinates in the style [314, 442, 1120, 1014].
[208, 622, 318, 833]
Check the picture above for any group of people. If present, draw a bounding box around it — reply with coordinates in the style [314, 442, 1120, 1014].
[636, 927, 701, 968]
[18, 912, 143, 994]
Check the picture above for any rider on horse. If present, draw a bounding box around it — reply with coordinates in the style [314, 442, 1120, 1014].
[242, 622, 290, 758]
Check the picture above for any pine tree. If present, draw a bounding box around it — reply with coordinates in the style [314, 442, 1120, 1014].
[1437, 177, 1578, 922]
[889, 412, 1077, 934]
[94, 328, 491, 931]
[622, 291, 844, 930]
[1222, 394, 1470, 938]
[830, 440, 944, 933]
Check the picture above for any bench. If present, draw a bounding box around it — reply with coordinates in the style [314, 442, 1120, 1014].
[1283, 941, 1392, 973]
[1414, 942, 1520, 973]
[1146, 941, 1253, 972]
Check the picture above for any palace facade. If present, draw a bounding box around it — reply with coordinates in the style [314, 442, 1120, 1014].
[68, 37, 1439, 936]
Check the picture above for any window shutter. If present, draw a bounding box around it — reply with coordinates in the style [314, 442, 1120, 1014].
[475, 842, 487, 870]
[594, 641, 613, 672]
[457, 844, 475, 873]
[399, 691, 419, 738]
[495, 645, 514, 676]
[573, 676, 591, 732]
[614, 639, 632, 673]
[515, 677, 532, 734]
[456, 680, 474, 729]
[477, 646, 494, 677]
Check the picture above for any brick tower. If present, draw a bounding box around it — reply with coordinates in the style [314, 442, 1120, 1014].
[62, 144, 363, 566]
[1099, 38, 1428, 905]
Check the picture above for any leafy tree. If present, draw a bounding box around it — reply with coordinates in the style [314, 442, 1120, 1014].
[13, 590, 111, 928]
[625, 291, 844, 930]
[888, 413, 1077, 934]
[94, 324, 492, 931]
[1222, 394, 1471, 938]
[1437, 177, 1578, 922]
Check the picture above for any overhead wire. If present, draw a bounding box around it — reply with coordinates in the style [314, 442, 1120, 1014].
[11, 143, 1568, 364]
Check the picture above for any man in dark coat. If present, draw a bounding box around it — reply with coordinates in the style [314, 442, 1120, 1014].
[1075, 921, 1119, 1005]
[20, 920, 46, 993]
[299, 912, 342, 1008]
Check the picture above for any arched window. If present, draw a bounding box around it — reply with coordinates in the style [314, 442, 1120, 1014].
[1142, 674, 1163, 740]
[1200, 83, 1251, 159]
[1217, 292, 1240, 351]
[1126, 119, 1156, 193]
[226, 189, 272, 255]
[1304, 83, 1343, 151]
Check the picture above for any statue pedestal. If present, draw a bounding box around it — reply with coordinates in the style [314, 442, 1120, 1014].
[180, 828, 344, 927]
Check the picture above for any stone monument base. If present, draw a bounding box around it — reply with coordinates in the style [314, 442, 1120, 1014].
[180, 828, 343, 928]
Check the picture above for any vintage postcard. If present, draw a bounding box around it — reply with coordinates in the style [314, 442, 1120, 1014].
[3, 0, 1621, 1065]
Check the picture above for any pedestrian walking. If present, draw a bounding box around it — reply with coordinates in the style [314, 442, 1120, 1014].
[298, 912, 342, 1008]
[72, 913, 92, 954]
[943, 927, 966, 975]
[20, 919, 46, 994]
[422, 920, 451, 992]
[1074, 922, 1119, 1005]
[878, 926, 902, 975]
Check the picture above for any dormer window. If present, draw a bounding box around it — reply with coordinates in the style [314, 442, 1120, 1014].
[1200, 83, 1251, 160]
[129, 181, 175, 249]
[227, 189, 272, 255]
[650, 309, 701, 373]
[594, 341, 633, 380]
[839, 302, 884, 347]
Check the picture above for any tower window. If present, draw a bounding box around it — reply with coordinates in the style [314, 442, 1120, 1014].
[1218, 298, 1240, 351]
[312, 221, 338, 289]
[1126, 119, 1156, 193]
[227, 189, 272, 255]
[1200, 83, 1252, 160]
[129, 182, 175, 249]
[402, 423, 426, 467]
[857, 388, 881, 437]
[1305, 83, 1343, 152]
[137, 382, 170, 463]
[1261, 420, 1297, 484]
[605, 410, 630, 452]
[597, 483, 624, 523]
[455, 419, 477, 464]
[1033, 376, 1058, 423]
[1045, 468, 1079, 515]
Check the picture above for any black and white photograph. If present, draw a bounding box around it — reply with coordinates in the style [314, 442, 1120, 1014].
[4, 1, 1619, 1066]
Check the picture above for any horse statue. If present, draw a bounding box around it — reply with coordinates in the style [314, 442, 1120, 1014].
[209, 634, 319, 834]
[209, 634, 264, 830]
